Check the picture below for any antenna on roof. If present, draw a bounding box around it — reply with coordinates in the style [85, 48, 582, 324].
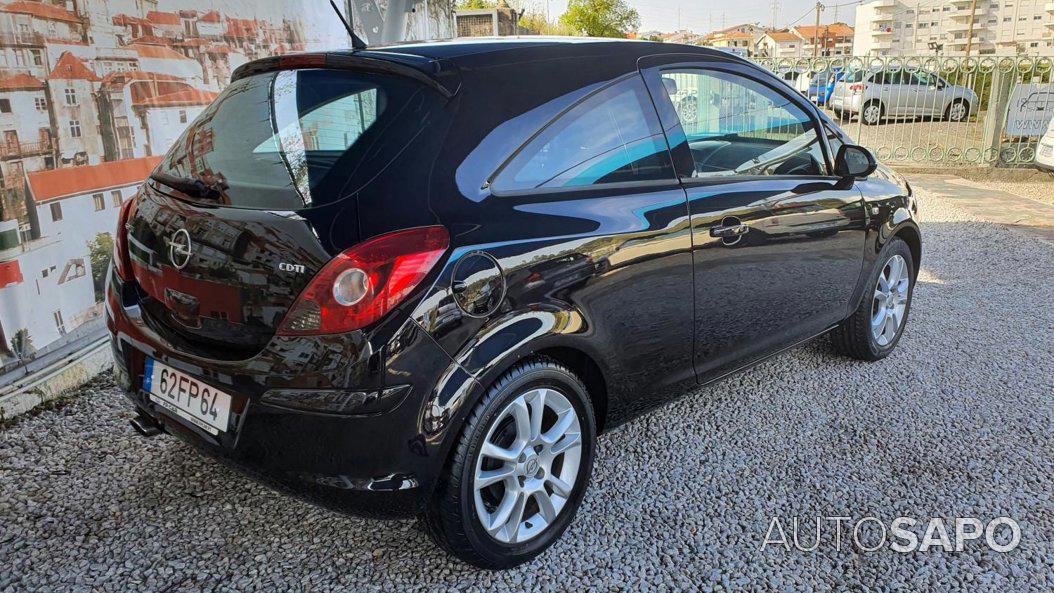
[330, 0, 367, 50]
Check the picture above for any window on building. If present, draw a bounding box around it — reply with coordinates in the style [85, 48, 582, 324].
[0, 99, 10, 113]
[69, 120, 81, 138]
[92, 193, 104, 211]
[33, 97, 46, 111]
[53, 309, 66, 335]
[14, 51, 26, 67]
[29, 49, 42, 66]
[179, 109, 187, 124]
[50, 202, 62, 221]
[111, 190, 122, 207]
[64, 88, 77, 106]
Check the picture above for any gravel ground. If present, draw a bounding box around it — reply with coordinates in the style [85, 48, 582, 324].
[2, 187, 1054, 592]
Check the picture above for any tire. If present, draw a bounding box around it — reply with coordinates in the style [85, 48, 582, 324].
[830, 238, 915, 361]
[861, 101, 884, 126]
[423, 358, 596, 569]
[945, 99, 969, 123]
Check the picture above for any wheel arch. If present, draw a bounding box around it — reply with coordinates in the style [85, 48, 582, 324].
[891, 223, 922, 278]
[415, 305, 613, 501]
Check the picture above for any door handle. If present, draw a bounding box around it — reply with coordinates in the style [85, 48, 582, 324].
[710, 223, 749, 238]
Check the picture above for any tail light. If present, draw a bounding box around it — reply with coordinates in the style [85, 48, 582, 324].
[278, 226, 449, 336]
[850, 84, 865, 94]
[113, 196, 137, 281]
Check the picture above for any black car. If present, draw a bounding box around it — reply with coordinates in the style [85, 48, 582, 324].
[107, 38, 920, 568]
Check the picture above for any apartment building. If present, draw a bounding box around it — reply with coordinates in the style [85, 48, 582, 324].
[854, 0, 1054, 56]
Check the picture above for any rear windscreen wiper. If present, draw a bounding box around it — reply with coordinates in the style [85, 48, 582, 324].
[151, 172, 227, 201]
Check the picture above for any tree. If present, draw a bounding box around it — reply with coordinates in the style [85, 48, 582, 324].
[559, 0, 639, 38]
[457, 0, 495, 8]
[519, 8, 573, 35]
[10, 328, 34, 359]
[87, 232, 113, 304]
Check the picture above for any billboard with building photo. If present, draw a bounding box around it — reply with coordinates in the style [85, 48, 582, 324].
[0, 0, 453, 382]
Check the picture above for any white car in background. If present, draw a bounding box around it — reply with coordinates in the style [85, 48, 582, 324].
[830, 68, 978, 125]
[1036, 116, 1054, 172]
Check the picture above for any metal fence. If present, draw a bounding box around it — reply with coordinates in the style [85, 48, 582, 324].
[751, 55, 1054, 168]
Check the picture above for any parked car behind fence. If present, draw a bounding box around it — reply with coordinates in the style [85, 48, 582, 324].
[830, 68, 978, 126]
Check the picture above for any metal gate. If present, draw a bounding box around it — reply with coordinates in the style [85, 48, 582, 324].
[751, 56, 1054, 168]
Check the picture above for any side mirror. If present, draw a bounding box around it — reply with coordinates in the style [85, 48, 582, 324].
[834, 144, 877, 179]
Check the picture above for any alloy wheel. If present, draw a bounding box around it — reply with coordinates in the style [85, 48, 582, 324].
[473, 388, 582, 544]
[871, 254, 910, 347]
[864, 104, 882, 125]
[949, 102, 967, 122]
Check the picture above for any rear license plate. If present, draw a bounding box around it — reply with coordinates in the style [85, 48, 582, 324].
[144, 358, 232, 435]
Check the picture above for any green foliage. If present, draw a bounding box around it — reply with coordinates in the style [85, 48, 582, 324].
[87, 232, 113, 304]
[10, 328, 33, 358]
[559, 0, 640, 38]
[458, 0, 495, 8]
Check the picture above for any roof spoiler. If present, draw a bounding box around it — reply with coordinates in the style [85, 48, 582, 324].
[231, 52, 459, 99]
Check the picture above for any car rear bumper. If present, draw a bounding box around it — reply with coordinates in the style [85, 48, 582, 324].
[830, 95, 860, 113]
[106, 266, 466, 518]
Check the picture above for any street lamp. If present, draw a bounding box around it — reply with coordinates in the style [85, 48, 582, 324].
[927, 41, 942, 56]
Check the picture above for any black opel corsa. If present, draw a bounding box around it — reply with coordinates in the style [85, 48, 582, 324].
[107, 38, 921, 568]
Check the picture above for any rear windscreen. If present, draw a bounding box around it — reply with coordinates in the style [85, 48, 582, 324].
[153, 69, 446, 210]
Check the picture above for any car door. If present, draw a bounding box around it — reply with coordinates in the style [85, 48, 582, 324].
[641, 58, 868, 382]
[880, 70, 915, 119]
[911, 71, 943, 117]
[478, 73, 698, 416]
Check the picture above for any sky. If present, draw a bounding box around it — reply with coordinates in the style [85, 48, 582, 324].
[516, 0, 858, 34]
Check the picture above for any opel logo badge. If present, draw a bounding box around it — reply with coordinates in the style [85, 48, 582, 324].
[167, 228, 193, 270]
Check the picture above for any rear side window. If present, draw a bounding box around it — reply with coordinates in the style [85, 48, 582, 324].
[492, 77, 675, 193]
[154, 69, 447, 210]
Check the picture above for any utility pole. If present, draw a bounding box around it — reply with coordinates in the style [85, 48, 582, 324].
[770, 0, 779, 29]
[963, 0, 978, 57]
[812, 2, 824, 58]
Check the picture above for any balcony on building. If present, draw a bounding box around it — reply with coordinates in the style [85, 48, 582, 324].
[0, 138, 51, 160]
[0, 31, 45, 47]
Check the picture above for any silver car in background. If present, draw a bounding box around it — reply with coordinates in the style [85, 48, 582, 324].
[830, 69, 978, 125]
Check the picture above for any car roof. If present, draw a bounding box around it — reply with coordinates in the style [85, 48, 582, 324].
[355, 36, 730, 65]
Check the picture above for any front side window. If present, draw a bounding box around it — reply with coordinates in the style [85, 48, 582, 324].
[660, 69, 827, 178]
[492, 77, 675, 193]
